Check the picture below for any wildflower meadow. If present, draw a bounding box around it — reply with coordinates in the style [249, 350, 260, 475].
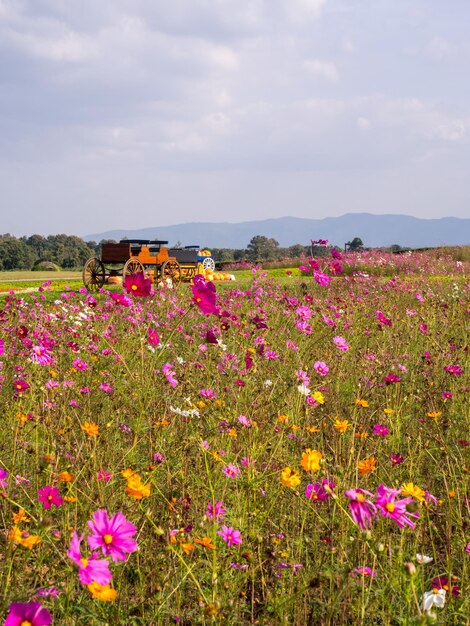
[0, 247, 468, 625]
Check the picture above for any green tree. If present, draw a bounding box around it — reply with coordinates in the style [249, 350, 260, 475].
[348, 237, 364, 252]
[0, 235, 37, 270]
[246, 235, 280, 261]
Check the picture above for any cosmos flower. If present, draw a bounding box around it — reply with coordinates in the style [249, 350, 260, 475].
[38, 485, 63, 510]
[345, 488, 377, 530]
[313, 361, 329, 376]
[4, 601, 52, 626]
[206, 501, 226, 521]
[300, 449, 322, 472]
[67, 531, 113, 586]
[87, 510, 138, 563]
[192, 274, 218, 315]
[217, 526, 242, 547]
[421, 589, 446, 612]
[333, 336, 349, 352]
[124, 272, 152, 297]
[375, 485, 419, 529]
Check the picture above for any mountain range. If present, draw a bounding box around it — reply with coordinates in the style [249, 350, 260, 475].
[85, 213, 470, 249]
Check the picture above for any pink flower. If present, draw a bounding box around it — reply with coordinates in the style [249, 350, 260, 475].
[383, 373, 401, 384]
[351, 566, 376, 578]
[313, 361, 329, 376]
[223, 463, 240, 479]
[192, 274, 218, 315]
[147, 328, 160, 345]
[345, 488, 377, 531]
[31, 345, 53, 366]
[0, 468, 8, 488]
[313, 271, 332, 286]
[217, 525, 242, 547]
[200, 388, 216, 398]
[206, 501, 226, 521]
[67, 532, 113, 585]
[72, 358, 88, 371]
[4, 601, 52, 626]
[124, 272, 152, 297]
[162, 363, 178, 388]
[373, 424, 390, 437]
[111, 292, 132, 306]
[333, 336, 349, 352]
[375, 485, 419, 529]
[305, 479, 335, 502]
[97, 469, 112, 482]
[87, 509, 138, 563]
[444, 364, 463, 375]
[38, 485, 63, 510]
[376, 311, 392, 326]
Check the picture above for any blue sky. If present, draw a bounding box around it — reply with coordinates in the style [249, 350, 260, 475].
[1, 0, 469, 236]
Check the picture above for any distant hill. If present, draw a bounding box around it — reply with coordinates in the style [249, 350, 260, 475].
[85, 213, 470, 249]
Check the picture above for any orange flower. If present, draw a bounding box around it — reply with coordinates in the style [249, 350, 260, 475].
[278, 415, 290, 424]
[12, 509, 30, 524]
[59, 471, 74, 482]
[306, 425, 321, 433]
[64, 495, 77, 502]
[355, 399, 369, 408]
[333, 419, 350, 433]
[195, 537, 216, 549]
[88, 582, 117, 601]
[280, 467, 301, 488]
[358, 457, 377, 476]
[300, 449, 322, 472]
[181, 542, 195, 555]
[82, 421, 99, 437]
[125, 473, 151, 500]
[8, 526, 41, 549]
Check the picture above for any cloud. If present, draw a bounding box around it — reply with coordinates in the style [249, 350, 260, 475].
[303, 58, 339, 82]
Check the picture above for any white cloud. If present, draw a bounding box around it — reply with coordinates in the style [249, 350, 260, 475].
[303, 58, 339, 82]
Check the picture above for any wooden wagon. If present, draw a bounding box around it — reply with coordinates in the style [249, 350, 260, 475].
[82, 239, 181, 291]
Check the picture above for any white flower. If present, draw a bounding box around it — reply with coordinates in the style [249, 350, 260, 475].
[297, 384, 311, 396]
[263, 379, 273, 388]
[422, 589, 446, 612]
[416, 553, 433, 564]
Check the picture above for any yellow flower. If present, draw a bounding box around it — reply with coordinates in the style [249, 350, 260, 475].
[82, 421, 99, 437]
[12, 509, 30, 524]
[354, 431, 369, 439]
[228, 428, 238, 438]
[312, 391, 325, 405]
[59, 471, 74, 482]
[88, 583, 117, 601]
[278, 414, 290, 423]
[300, 449, 322, 472]
[280, 467, 301, 488]
[426, 411, 442, 420]
[383, 408, 395, 415]
[121, 468, 137, 480]
[333, 419, 350, 433]
[195, 537, 216, 550]
[306, 425, 321, 433]
[17, 412, 28, 425]
[401, 482, 426, 502]
[357, 457, 377, 476]
[355, 399, 369, 407]
[8, 526, 41, 549]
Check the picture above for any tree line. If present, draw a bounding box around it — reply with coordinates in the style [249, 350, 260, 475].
[0, 233, 366, 271]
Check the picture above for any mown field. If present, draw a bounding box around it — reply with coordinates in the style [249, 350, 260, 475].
[0, 249, 468, 625]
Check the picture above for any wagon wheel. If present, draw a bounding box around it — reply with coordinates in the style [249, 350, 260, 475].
[202, 257, 215, 271]
[161, 259, 181, 288]
[123, 258, 145, 281]
[83, 258, 106, 291]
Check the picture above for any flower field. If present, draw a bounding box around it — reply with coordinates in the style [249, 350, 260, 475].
[0, 250, 468, 625]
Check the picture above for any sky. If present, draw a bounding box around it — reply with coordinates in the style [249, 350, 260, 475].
[1, 0, 469, 237]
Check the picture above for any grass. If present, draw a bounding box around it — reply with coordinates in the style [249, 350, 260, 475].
[0, 258, 468, 625]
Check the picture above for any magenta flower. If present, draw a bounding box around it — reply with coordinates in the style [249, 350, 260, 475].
[305, 479, 335, 502]
[67, 532, 113, 585]
[376, 310, 392, 326]
[432, 576, 460, 597]
[313, 361, 329, 376]
[375, 485, 419, 529]
[218, 525, 243, 547]
[31, 345, 53, 366]
[223, 463, 240, 479]
[13, 379, 30, 393]
[147, 328, 160, 346]
[444, 364, 463, 375]
[192, 275, 218, 315]
[0, 468, 8, 488]
[390, 453, 404, 466]
[206, 501, 226, 521]
[351, 566, 376, 578]
[373, 424, 390, 437]
[97, 469, 112, 482]
[333, 336, 349, 352]
[38, 485, 63, 510]
[345, 488, 377, 530]
[4, 601, 52, 626]
[124, 271, 152, 297]
[72, 358, 88, 371]
[111, 292, 132, 306]
[87, 509, 138, 563]
[313, 270, 332, 286]
[383, 373, 401, 384]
